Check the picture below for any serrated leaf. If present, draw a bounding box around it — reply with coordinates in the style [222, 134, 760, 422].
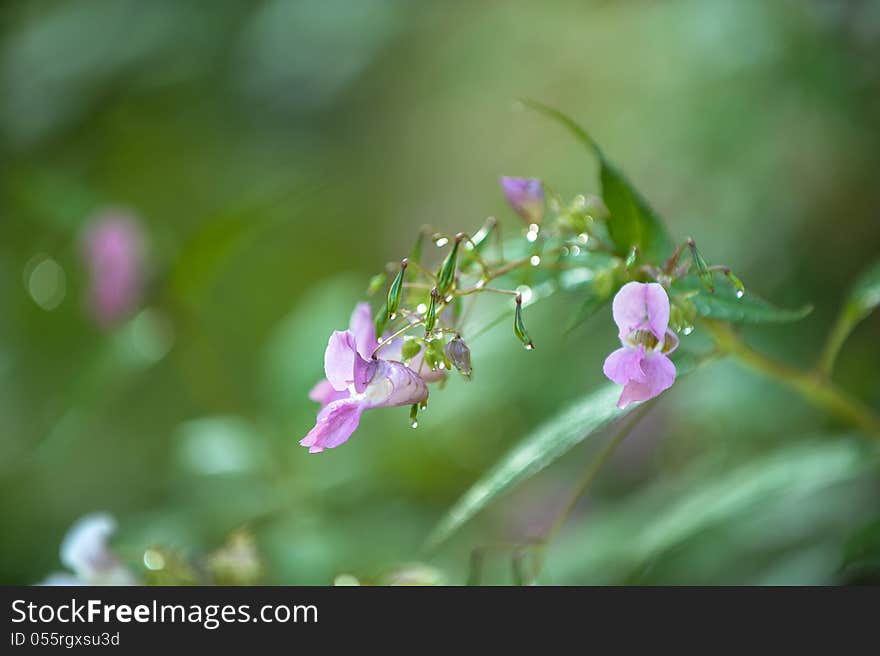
[520, 99, 674, 262]
[672, 277, 812, 324]
[425, 383, 626, 550]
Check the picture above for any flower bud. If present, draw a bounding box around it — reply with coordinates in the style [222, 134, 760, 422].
[514, 294, 534, 350]
[500, 177, 545, 224]
[386, 258, 407, 319]
[444, 335, 472, 379]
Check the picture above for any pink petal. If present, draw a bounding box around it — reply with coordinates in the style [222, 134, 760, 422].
[365, 360, 428, 409]
[324, 330, 358, 391]
[349, 302, 377, 360]
[308, 379, 349, 406]
[300, 398, 365, 453]
[616, 351, 676, 408]
[611, 282, 670, 343]
[603, 345, 648, 386]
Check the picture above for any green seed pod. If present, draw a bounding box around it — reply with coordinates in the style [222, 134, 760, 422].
[723, 268, 745, 298]
[435, 234, 463, 297]
[468, 217, 497, 254]
[409, 403, 419, 429]
[513, 294, 534, 350]
[424, 287, 440, 335]
[387, 258, 408, 319]
[687, 238, 714, 293]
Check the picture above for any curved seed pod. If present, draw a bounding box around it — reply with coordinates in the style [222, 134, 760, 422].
[513, 294, 534, 350]
[387, 258, 408, 319]
[436, 234, 463, 297]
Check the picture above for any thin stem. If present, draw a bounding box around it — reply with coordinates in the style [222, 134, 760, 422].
[546, 405, 650, 547]
[704, 319, 880, 440]
[372, 320, 424, 357]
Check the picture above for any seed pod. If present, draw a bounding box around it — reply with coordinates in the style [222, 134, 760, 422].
[424, 287, 440, 335]
[435, 234, 462, 297]
[513, 294, 534, 350]
[723, 267, 745, 298]
[687, 238, 714, 293]
[387, 258, 408, 319]
[444, 334, 472, 379]
[468, 217, 497, 253]
[409, 403, 419, 429]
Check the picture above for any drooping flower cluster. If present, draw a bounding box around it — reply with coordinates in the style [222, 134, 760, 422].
[300, 171, 740, 452]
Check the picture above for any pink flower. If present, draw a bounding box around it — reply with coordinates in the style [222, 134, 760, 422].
[602, 282, 678, 409]
[81, 212, 146, 328]
[301, 303, 433, 454]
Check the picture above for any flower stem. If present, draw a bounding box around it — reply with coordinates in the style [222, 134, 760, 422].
[704, 319, 880, 440]
[530, 404, 653, 580]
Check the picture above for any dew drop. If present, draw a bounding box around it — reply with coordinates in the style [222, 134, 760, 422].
[577, 233, 589, 244]
[524, 343, 534, 351]
[683, 325, 694, 336]
[475, 279, 486, 289]
[416, 303, 428, 314]
[735, 290, 744, 299]
[515, 285, 533, 304]
[526, 230, 538, 243]
[410, 420, 419, 429]
[434, 237, 449, 248]
[530, 255, 541, 266]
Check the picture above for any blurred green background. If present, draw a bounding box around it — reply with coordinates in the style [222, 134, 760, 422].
[2, 0, 879, 585]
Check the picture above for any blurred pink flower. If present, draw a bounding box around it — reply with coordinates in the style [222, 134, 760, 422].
[500, 176, 544, 224]
[603, 282, 678, 409]
[301, 303, 431, 454]
[81, 212, 146, 327]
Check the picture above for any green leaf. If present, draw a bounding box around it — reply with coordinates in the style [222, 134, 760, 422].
[425, 353, 711, 549]
[520, 99, 674, 262]
[672, 276, 812, 324]
[548, 437, 875, 583]
[425, 383, 626, 549]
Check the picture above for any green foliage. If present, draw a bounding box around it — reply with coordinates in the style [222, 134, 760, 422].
[426, 383, 627, 549]
[521, 99, 674, 263]
[672, 276, 813, 324]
